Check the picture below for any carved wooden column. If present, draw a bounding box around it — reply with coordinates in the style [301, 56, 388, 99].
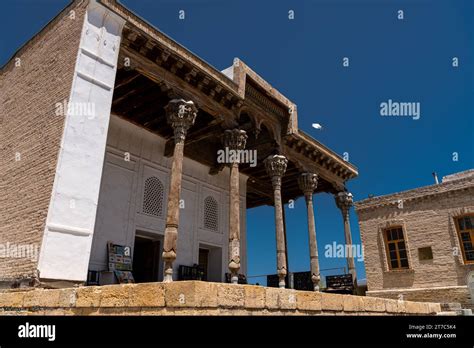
[281, 204, 290, 283]
[335, 191, 357, 289]
[223, 129, 247, 284]
[264, 154, 288, 288]
[298, 173, 321, 291]
[162, 99, 197, 282]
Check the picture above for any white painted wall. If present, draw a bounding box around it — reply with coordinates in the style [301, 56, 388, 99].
[38, 1, 125, 282]
[89, 115, 248, 283]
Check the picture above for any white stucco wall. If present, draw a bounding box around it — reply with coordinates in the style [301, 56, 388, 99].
[38, 1, 125, 282]
[89, 115, 248, 283]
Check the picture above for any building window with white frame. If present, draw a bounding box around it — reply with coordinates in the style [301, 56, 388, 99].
[203, 196, 219, 231]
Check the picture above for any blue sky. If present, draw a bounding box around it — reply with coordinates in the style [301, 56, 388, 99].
[1, 0, 473, 285]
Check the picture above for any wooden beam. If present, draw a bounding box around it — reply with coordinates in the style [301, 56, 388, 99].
[122, 47, 238, 120]
[246, 177, 273, 198]
[117, 86, 164, 116]
[283, 145, 345, 190]
[247, 197, 272, 209]
[209, 163, 225, 175]
[164, 122, 222, 157]
[112, 75, 155, 106]
[114, 71, 141, 90]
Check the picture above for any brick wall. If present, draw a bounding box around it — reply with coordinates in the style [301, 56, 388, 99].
[0, 1, 87, 284]
[355, 177, 474, 307]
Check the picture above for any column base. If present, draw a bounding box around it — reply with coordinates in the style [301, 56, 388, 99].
[163, 261, 174, 282]
[163, 275, 173, 283]
[228, 260, 240, 285]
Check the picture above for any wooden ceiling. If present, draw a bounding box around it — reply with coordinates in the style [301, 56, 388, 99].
[109, 22, 354, 208]
[111, 67, 337, 208]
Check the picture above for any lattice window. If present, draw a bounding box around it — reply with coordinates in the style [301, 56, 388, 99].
[143, 176, 164, 217]
[203, 196, 219, 231]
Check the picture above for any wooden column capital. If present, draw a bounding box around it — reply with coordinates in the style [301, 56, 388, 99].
[223, 129, 248, 152]
[264, 154, 288, 189]
[165, 99, 198, 144]
[335, 191, 353, 216]
[297, 172, 318, 198]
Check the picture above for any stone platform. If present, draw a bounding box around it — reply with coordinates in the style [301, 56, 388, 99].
[0, 281, 442, 315]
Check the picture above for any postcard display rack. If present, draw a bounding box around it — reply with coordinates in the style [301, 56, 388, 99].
[107, 242, 134, 283]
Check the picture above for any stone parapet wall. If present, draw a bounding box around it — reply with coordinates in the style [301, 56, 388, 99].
[368, 286, 473, 310]
[0, 281, 442, 316]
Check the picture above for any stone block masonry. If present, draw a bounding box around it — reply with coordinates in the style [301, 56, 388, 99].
[0, 281, 442, 316]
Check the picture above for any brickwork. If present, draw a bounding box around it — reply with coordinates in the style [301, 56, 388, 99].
[355, 171, 474, 307]
[0, 1, 86, 283]
[0, 281, 441, 316]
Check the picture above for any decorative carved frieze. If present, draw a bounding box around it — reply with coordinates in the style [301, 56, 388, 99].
[184, 68, 198, 82]
[170, 59, 184, 74]
[161, 50, 170, 63]
[197, 77, 211, 91]
[245, 82, 287, 119]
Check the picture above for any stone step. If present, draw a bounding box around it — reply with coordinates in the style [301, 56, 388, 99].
[436, 311, 458, 316]
[440, 302, 462, 311]
[436, 308, 473, 316]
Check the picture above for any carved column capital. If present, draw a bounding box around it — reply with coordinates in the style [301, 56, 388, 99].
[223, 129, 247, 152]
[264, 155, 288, 189]
[165, 99, 198, 144]
[335, 191, 353, 215]
[298, 173, 318, 198]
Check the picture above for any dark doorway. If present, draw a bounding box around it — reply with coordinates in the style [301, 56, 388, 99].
[132, 236, 160, 283]
[198, 248, 209, 281]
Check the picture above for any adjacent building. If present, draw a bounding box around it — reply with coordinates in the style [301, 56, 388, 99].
[355, 170, 474, 309]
